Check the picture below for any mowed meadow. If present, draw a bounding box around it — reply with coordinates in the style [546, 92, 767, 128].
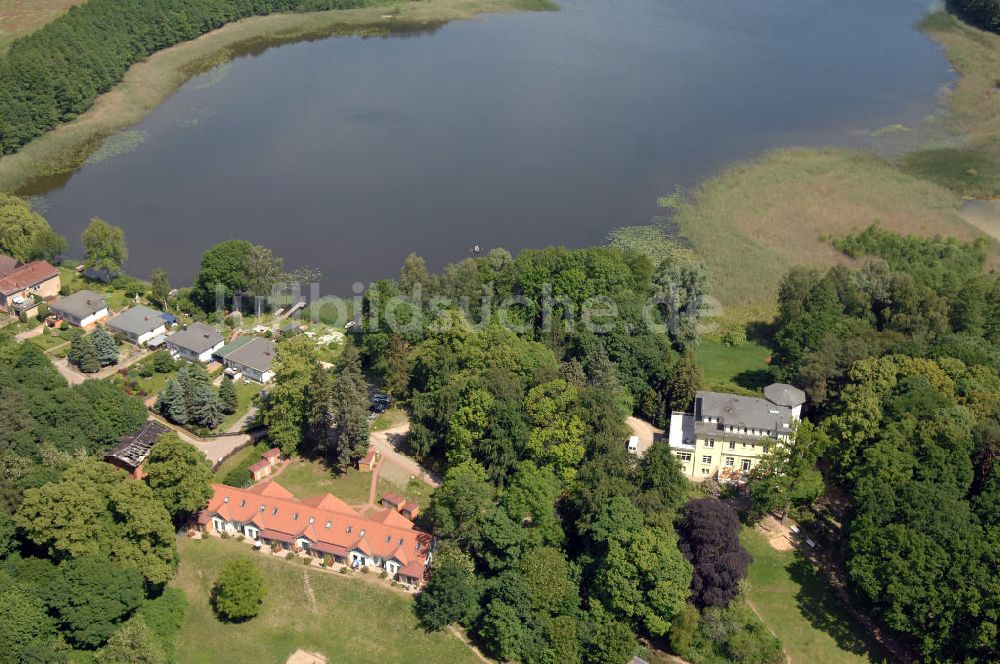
[172, 537, 479, 664]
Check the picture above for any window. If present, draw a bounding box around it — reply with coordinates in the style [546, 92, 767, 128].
[704, 439, 714, 448]
[308, 516, 315, 524]
[725, 457, 734, 467]
[728, 442, 736, 450]
[386, 535, 392, 543]
[325, 521, 332, 529]
[359, 529, 366, 537]
[701, 455, 712, 464]
[272, 507, 278, 515]
[259, 505, 265, 512]
[346, 526, 353, 534]
[293, 512, 299, 521]
[678, 453, 692, 462]
[239, 499, 246, 507]
[223, 497, 229, 504]
[741, 459, 752, 471]
[700, 467, 709, 475]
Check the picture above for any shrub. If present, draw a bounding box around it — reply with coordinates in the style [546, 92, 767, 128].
[379, 570, 388, 579]
[60, 321, 69, 331]
[303, 557, 313, 565]
[236, 534, 245, 542]
[322, 556, 333, 567]
[360, 567, 369, 574]
[285, 552, 296, 561]
[340, 567, 350, 574]
[220, 532, 229, 539]
[271, 543, 282, 553]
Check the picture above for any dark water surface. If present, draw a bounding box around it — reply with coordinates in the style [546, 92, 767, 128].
[28, 0, 952, 294]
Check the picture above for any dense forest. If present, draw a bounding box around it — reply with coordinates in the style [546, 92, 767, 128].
[0, 332, 207, 661]
[762, 225, 1000, 662]
[0, 0, 366, 154]
[948, 0, 1000, 32]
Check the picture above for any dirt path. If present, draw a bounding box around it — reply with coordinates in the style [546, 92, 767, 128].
[366, 458, 384, 506]
[302, 570, 318, 613]
[147, 411, 253, 465]
[50, 347, 150, 385]
[627, 416, 664, 456]
[14, 324, 44, 341]
[369, 421, 441, 488]
[745, 599, 791, 664]
[447, 625, 493, 664]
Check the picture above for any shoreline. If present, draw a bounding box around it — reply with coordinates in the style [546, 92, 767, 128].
[0, 0, 557, 194]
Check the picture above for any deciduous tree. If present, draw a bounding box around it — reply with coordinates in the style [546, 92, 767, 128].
[82, 218, 127, 277]
[212, 559, 265, 622]
[677, 498, 751, 609]
[144, 433, 212, 520]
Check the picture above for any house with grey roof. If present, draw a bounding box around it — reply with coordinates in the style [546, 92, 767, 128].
[107, 305, 170, 345]
[164, 322, 224, 363]
[216, 337, 277, 383]
[50, 290, 109, 327]
[667, 383, 806, 484]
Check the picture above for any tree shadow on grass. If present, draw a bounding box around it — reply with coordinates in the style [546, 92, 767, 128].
[733, 368, 775, 391]
[788, 553, 891, 663]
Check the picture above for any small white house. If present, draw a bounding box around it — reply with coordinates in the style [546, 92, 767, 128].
[50, 290, 109, 328]
[165, 322, 224, 363]
[107, 305, 169, 346]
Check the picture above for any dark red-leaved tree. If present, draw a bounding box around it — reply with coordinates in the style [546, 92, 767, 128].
[677, 498, 752, 608]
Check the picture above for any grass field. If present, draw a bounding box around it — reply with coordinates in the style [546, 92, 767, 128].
[218, 380, 264, 431]
[172, 537, 478, 664]
[740, 529, 888, 664]
[0, 0, 556, 193]
[674, 148, 995, 318]
[0, 0, 84, 53]
[695, 339, 773, 394]
[278, 457, 389, 505]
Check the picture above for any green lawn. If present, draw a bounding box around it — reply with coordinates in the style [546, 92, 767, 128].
[27, 330, 69, 351]
[740, 529, 888, 664]
[371, 407, 407, 432]
[278, 457, 388, 505]
[213, 445, 261, 482]
[172, 537, 478, 664]
[695, 339, 773, 394]
[218, 380, 264, 432]
[132, 368, 178, 396]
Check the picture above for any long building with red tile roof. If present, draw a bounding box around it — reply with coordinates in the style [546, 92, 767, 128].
[197, 481, 433, 586]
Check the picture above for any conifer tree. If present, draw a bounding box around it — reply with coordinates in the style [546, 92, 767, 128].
[330, 360, 370, 466]
[305, 363, 334, 454]
[191, 384, 223, 430]
[91, 326, 119, 366]
[160, 378, 188, 425]
[77, 336, 101, 373]
[219, 379, 238, 414]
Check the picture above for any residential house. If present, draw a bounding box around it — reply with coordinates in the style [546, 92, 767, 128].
[197, 481, 433, 587]
[667, 383, 806, 484]
[107, 305, 171, 346]
[104, 421, 172, 479]
[0, 260, 61, 316]
[165, 322, 224, 362]
[215, 337, 277, 383]
[50, 290, 109, 327]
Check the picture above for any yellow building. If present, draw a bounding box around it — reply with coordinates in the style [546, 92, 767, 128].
[668, 383, 805, 484]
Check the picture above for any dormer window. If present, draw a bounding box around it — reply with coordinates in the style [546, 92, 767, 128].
[386, 535, 392, 543]
[359, 529, 365, 537]
[223, 497, 229, 504]
[293, 513, 299, 521]
[272, 507, 278, 515]
[416, 541, 421, 550]
[239, 499, 246, 507]
[399, 538, 404, 546]
[259, 505, 265, 512]
[347, 526, 353, 534]
[309, 516, 315, 524]
[325, 521, 332, 528]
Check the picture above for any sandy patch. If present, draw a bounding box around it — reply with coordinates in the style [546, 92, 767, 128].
[756, 515, 797, 552]
[286, 649, 327, 664]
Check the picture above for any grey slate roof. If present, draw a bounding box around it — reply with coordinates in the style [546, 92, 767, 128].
[764, 383, 806, 408]
[108, 305, 167, 337]
[51, 290, 107, 319]
[166, 322, 223, 354]
[224, 337, 276, 373]
[696, 390, 793, 433]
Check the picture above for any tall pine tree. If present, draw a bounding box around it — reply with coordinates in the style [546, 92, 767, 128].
[330, 357, 370, 467]
[91, 326, 119, 366]
[305, 363, 334, 455]
[219, 379, 238, 415]
[159, 378, 188, 425]
[77, 336, 101, 373]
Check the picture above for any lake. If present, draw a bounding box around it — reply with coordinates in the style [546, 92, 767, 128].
[25, 0, 953, 294]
